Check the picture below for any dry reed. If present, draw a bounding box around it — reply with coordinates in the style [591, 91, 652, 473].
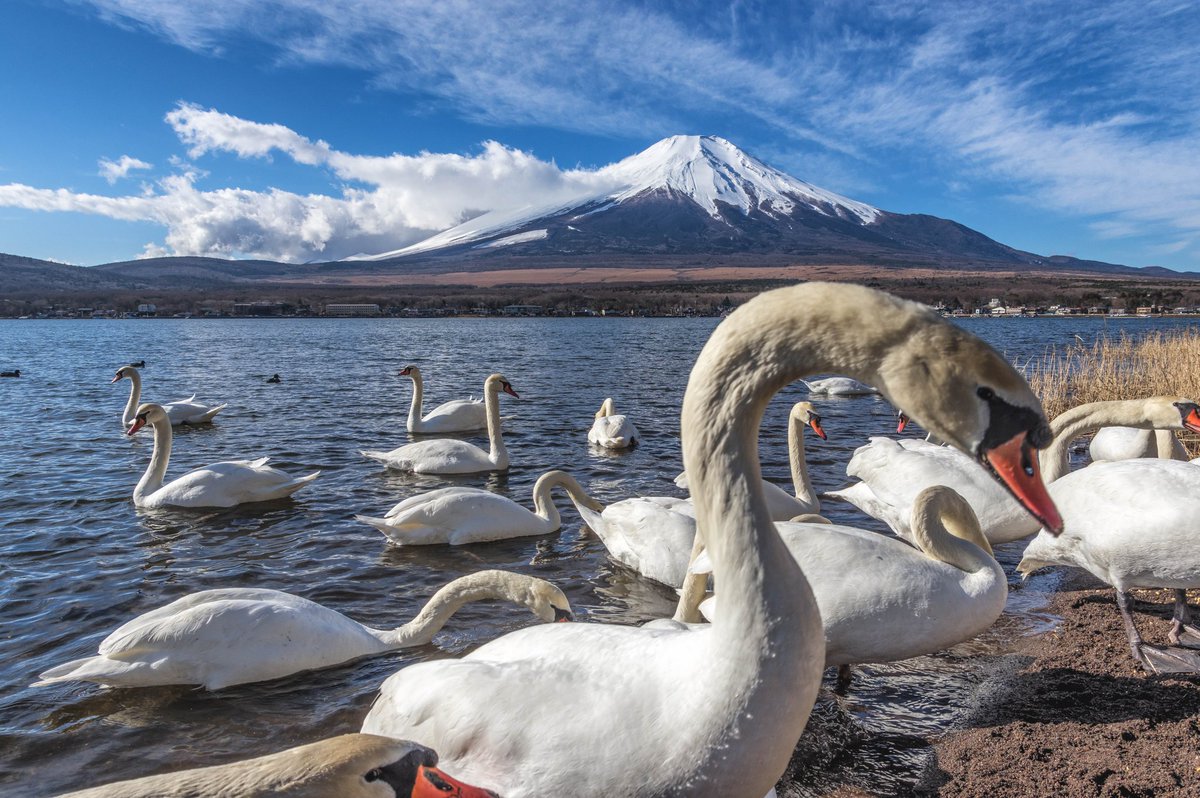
[1025, 328, 1200, 455]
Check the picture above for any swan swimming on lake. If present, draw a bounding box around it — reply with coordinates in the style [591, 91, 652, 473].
[587, 397, 639, 449]
[113, 364, 225, 426]
[399, 365, 488, 434]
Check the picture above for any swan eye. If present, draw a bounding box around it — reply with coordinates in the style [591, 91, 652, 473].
[976, 386, 995, 401]
[364, 768, 382, 782]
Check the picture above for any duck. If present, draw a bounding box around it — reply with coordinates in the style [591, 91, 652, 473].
[685, 485, 1005, 690]
[125, 402, 319, 508]
[54, 733, 498, 798]
[266, 373, 282, 383]
[675, 400, 826, 522]
[800, 376, 879, 396]
[587, 397, 639, 449]
[825, 396, 1200, 545]
[1018, 457, 1200, 674]
[362, 374, 517, 474]
[1, 369, 20, 378]
[357, 470, 603, 546]
[112, 364, 226, 426]
[34, 570, 572, 690]
[359, 281, 1061, 798]
[129, 360, 145, 368]
[399, 365, 488, 434]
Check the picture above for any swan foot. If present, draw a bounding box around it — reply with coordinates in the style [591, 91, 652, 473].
[834, 664, 853, 695]
[1137, 644, 1200, 675]
[1168, 590, 1200, 648]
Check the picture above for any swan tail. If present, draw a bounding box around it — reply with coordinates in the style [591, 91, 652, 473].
[284, 471, 321, 492]
[355, 515, 428, 545]
[196, 403, 227, 422]
[360, 450, 391, 463]
[33, 655, 123, 687]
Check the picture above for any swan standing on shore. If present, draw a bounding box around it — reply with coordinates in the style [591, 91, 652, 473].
[675, 400, 826, 521]
[34, 570, 573, 690]
[113, 364, 225, 426]
[125, 403, 319, 508]
[357, 470, 603, 546]
[400, 365, 488, 433]
[826, 397, 1200, 545]
[687, 486, 1005, 688]
[54, 734, 499, 798]
[361, 282, 1062, 798]
[1019, 456, 1200, 674]
[363, 374, 517, 474]
[587, 397, 639, 449]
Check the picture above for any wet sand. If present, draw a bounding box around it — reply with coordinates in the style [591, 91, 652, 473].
[923, 576, 1200, 797]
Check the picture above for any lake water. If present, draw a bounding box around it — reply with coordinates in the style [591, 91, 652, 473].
[1, 312, 1196, 797]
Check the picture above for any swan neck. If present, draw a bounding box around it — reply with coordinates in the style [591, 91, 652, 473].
[376, 571, 529, 647]
[121, 370, 142, 427]
[1044, 399, 1163, 482]
[908, 489, 992, 571]
[787, 412, 818, 509]
[405, 370, 423, 431]
[530, 473, 562, 529]
[483, 379, 507, 465]
[135, 414, 172, 502]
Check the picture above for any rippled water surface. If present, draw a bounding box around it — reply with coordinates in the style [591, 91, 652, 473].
[1, 313, 1195, 796]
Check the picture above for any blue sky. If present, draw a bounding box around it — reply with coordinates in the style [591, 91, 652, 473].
[1, 0, 1197, 269]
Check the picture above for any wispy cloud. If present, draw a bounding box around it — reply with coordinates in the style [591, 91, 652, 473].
[98, 155, 153, 184]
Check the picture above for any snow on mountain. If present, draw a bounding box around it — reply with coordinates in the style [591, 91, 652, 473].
[346, 135, 880, 261]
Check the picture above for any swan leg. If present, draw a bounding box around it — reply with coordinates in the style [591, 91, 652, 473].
[1117, 591, 1200, 674]
[1168, 590, 1200, 648]
[834, 664, 853, 695]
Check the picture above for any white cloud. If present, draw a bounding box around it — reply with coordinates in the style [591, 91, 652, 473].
[98, 155, 153, 184]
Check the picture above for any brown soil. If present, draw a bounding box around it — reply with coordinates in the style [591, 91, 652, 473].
[924, 578, 1200, 797]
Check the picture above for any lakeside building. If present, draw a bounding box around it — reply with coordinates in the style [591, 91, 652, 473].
[324, 303, 382, 316]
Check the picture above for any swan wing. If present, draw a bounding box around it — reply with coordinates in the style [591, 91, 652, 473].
[589, 497, 696, 586]
[418, 398, 488, 432]
[154, 460, 318, 507]
[368, 489, 546, 545]
[363, 439, 495, 474]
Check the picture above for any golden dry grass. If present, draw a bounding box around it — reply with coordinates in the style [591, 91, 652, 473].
[1026, 329, 1200, 455]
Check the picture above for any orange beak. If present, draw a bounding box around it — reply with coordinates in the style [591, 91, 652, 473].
[126, 418, 147, 436]
[982, 431, 1063, 535]
[411, 765, 499, 798]
[896, 412, 909, 434]
[807, 417, 827, 440]
[1183, 407, 1200, 434]
[503, 385, 520, 399]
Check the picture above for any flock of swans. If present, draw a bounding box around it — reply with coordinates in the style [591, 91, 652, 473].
[29, 280, 1200, 798]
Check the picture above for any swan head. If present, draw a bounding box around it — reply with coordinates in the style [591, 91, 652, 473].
[523, 580, 575, 623]
[1158, 397, 1200, 432]
[485, 373, 520, 399]
[125, 402, 165, 435]
[398, 365, 421, 378]
[790, 401, 826, 440]
[896, 410, 909, 433]
[879, 316, 1061, 534]
[111, 365, 137, 383]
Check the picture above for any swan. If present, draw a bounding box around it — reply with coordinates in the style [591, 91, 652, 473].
[126, 403, 320, 508]
[357, 470, 603, 546]
[1018, 457, 1200, 674]
[55, 733, 499, 798]
[686, 486, 1005, 688]
[360, 282, 1061, 798]
[573, 494, 698, 587]
[363, 374, 517, 474]
[587, 397, 640, 449]
[675, 400, 826, 522]
[826, 396, 1200, 545]
[801, 376, 879, 396]
[400, 365, 488, 434]
[34, 570, 573, 690]
[1088, 426, 1187, 462]
[113, 364, 226, 426]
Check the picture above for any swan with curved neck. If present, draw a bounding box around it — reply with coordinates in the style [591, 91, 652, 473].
[588, 397, 640, 449]
[126, 403, 319, 508]
[400, 365, 489, 434]
[357, 470, 603, 546]
[827, 396, 1199, 545]
[55, 733, 499, 798]
[361, 282, 1060, 798]
[363, 374, 517, 474]
[34, 570, 573, 690]
[688, 486, 1005, 682]
[113, 365, 226, 426]
[676, 400, 825, 521]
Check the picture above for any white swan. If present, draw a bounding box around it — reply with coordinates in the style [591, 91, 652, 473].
[587, 397, 640, 449]
[55, 733, 499, 798]
[675, 400, 825, 522]
[126, 403, 319, 509]
[357, 470, 603, 546]
[400, 365, 489, 434]
[34, 570, 573, 690]
[688, 486, 1005, 681]
[360, 282, 1061, 798]
[801, 376, 879, 396]
[1018, 457, 1200, 674]
[826, 397, 1200, 545]
[1088, 426, 1188, 462]
[113, 364, 226, 426]
[363, 374, 517, 474]
[573, 494, 698, 587]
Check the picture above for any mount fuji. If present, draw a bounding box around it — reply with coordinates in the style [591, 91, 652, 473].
[342, 135, 1125, 274]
